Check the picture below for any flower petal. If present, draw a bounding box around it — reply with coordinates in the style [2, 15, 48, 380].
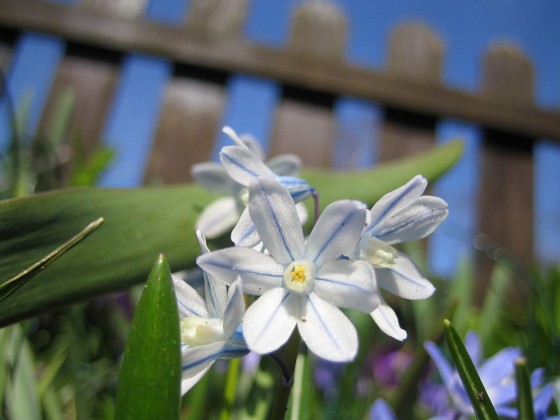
[369, 399, 397, 420]
[367, 175, 427, 231]
[220, 145, 274, 186]
[424, 341, 454, 386]
[181, 356, 214, 395]
[231, 207, 261, 248]
[248, 177, 305, 264]
[370, 294, 407, 341]
[173, 274, 209, 319]
[277, 175, 315, 203]
[376, 252, 435, 300]
[267, 154, 301, 176]
[191, 162, 237, 195]
[243, 288, 299, 354]
[223, 279, 245, 339]
[478, 347, 521, 390]
[239, 133, 265, 160]
[370, 196, 448, 244]
[305, 200, 367, 266]
[181, 340, 248, 394]
[197, 248, 283, 295]
[196, 230, 228, 317]
[196, 197, 240, 239]
[298, 293, 358, 362]
[464, 331, 481, 366]
[314, 260, 378, 312]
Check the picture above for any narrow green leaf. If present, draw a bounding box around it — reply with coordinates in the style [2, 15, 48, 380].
[115, 254, 181, 420]
[443, 319, 499, 420]
[515, 357, 536, 420]
[0, 139, 462, 325]
[0, 217, 104, 303]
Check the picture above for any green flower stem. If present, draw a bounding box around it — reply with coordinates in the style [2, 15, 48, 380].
[515, 357, 536, 420]
[269, 329, 301, 420]
[220, 358, 241, 420]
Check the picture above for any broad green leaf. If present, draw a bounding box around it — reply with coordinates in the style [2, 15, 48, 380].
[443, 319, 499, 420]
[515, 357, 536, 420]
[115, 254, 181, 420]
[0, 139, 462, 325]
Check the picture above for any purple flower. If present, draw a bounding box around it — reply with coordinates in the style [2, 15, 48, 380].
[424, 332, 558, 419]
[369, 399, 396, 420]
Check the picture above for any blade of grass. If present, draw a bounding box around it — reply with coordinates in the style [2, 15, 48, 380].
[443, 319, 499, 420]
[515, 357, 536, 420]
[0, 217, 104, 303]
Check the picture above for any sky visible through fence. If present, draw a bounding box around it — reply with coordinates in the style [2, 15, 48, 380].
[1, 0, 559, 278]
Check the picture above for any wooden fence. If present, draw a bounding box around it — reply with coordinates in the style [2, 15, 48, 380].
[1, 0, 560, 288]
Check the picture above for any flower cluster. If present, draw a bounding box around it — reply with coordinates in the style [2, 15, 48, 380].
[175, 127, 448, 394]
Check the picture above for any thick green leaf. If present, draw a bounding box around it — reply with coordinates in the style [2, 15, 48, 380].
[115, 254, 181, 420]
[443, 319, 499, 420]
[0, 139, 462, 325]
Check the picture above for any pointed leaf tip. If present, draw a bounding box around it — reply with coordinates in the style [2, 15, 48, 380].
[115, 255, 181, 419]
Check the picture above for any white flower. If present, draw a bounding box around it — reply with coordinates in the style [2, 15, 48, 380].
[197, 177, 379, 362]
[356, 175, 448, 341]
[174, 231, 248, 395]
[192, 127, 312, 245]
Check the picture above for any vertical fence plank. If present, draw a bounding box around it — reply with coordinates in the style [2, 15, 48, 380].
[288, 0, 347, 61]
[185, 0, 247, 39]
[269, 1, 345, 167]
[37, 44, 119, 162]
[477, 43, 535, 295]
[143, 75, 226, 184]
[379, 23, 444, 163]
[80, 0, 148, 19]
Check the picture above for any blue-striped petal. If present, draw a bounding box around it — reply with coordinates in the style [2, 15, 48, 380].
[197, 247, 283, 295]
[369, 196, 448, 244]
[298, 293, 358, 362]
[370, 294, 407, 341]
[220, 145, 274, 186]
[248, 177, 305, 264]
[195, 196, 241, 239]
[367, 175, 427, 232]
[172, 275, 209, 319]
[375, 252, 435, 300]
[191, 161, 238, 196]
[243, 288, 299, 354]
[267, 154, 301, 176]
[222, 279, 245, 340]
[314, 260, 378, 312]
[305, 200, 367, 266]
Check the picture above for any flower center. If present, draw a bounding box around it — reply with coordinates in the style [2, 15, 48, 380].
[283, 260, 316, 295]
[359, 236, 399, 268]
[180, 317, 224, 346]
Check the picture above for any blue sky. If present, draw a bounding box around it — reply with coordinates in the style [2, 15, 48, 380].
[1, 0, 559, 275]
